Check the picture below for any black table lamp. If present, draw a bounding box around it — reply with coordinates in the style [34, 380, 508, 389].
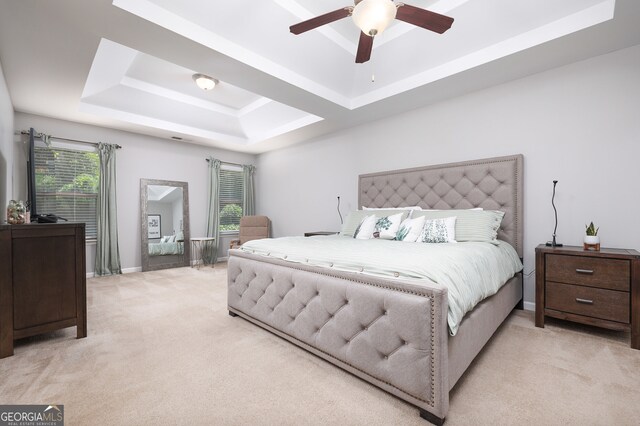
[546, 180, 563, 247]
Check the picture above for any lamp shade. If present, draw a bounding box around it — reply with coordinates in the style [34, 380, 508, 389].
[352, 0, 397, 36]
[192, 73, 218, 91]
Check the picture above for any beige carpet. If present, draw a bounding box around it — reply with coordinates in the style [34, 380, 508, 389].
[1, 265, 639, 425]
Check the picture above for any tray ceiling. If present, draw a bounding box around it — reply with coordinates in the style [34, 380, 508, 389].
[0, 0, 638, 153]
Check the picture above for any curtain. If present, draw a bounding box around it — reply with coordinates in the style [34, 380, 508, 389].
[204, 157, 221, 264]
[95, 143, 122, 276]
[242, 164, 256, 216]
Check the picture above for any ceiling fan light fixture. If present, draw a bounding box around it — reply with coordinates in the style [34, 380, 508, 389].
[352, 0, 397, 36]
[192, 73, 218, 91]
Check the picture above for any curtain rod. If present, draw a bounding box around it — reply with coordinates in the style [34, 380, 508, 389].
[20, 130, 122, 149]
[205, 158, 244, 167]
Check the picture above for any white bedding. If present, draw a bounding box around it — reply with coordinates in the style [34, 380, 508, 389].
[240, 236, 523, 335]
[148, 241, 184, 256]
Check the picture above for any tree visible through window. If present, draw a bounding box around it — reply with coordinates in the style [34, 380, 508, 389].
[219, 168, 243, 232]
[34, 146, 99, 239]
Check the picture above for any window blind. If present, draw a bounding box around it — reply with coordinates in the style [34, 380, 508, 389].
[219, 168, 243, 232]
[34, 146, 99, 239]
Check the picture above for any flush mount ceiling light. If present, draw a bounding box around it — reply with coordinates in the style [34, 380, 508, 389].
[192, 73, 218, 91]
[290, 0, 454, 63]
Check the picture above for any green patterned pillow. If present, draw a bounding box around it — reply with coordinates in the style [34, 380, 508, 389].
[341, 210, 409, 237]
[373, 212, 404, 240]
[396, 216, 426, 242]
[419, 217, 457, 243]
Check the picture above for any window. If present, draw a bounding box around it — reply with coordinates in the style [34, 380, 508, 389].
[219, 168, 243, 232]
[34, 146, 99, 239]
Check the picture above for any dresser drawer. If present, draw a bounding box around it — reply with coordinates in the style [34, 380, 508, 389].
[546, 282, 630, 323]
[545, 254, 629, 291]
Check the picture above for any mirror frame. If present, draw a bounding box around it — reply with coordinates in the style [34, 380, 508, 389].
[140, 179, 190, 271]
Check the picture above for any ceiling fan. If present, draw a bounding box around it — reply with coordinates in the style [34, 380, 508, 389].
[289, 0, 454, 64]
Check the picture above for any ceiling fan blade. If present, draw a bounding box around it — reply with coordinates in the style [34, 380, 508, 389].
[395, 4, 454, 34]
[290, 7, 352, 35]
[355, 31, 373, 64]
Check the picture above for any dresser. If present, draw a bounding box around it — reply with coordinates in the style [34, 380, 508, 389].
[0, 223, 87, 358]
[535, 245, 639, 350]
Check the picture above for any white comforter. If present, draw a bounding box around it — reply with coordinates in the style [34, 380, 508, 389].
[240, 236, 523, 335]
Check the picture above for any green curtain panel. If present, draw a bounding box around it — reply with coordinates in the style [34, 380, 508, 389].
[95, 143, 122, 276]
[242, 164, 256, 216]
[205, 157, 221, 264]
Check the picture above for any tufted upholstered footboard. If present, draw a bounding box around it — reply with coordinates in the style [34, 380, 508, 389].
[228, 250, 450, 422]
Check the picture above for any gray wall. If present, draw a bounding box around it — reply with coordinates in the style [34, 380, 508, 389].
[14, 112, 257, 273]
[0, 60, 13, 222]
[256, 44, 640, 309]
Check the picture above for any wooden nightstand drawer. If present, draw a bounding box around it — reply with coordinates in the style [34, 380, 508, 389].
[546, 282, 630, 324]
[546, 254, 629, 291]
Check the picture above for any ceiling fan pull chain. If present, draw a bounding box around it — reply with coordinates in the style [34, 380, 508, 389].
[371, 53, 376, 83]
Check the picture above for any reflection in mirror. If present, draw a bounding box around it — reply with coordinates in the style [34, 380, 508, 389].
[140, 179, 190, 271]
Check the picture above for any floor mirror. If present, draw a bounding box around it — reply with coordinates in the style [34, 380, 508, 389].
[140, 179, 190, 271]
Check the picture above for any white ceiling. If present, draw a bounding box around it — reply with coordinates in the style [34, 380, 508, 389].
[1, 0, 639, 153]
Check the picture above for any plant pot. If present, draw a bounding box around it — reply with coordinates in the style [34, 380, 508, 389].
[584, 235, 600, 245]
[584, 235, 600, 251]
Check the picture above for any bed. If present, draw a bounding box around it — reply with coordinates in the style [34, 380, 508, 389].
[148, 234, 185, 256]
[148, 240, 184, 256]
[227, 154, 523, 424]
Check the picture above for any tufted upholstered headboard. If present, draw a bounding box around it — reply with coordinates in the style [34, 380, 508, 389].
[358, 154, 524, 257]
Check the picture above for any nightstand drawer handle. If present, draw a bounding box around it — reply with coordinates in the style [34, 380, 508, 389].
[575, 298, 594, 305]
[575, 268, 594, 275]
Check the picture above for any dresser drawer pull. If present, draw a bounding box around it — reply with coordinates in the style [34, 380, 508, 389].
[575, 298, 594, 305]
[575, 269, 594, 275]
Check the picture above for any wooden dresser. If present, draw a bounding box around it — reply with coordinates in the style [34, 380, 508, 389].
[0, 223, 87, 358]
[535, 245, 639, 350]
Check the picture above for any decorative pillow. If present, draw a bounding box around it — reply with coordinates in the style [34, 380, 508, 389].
[419, 217, 457, 243]
[169, 235, 177, 243]
[412, 209, 505, 243]
[354, 214, 378, 239]
[341, 210, 410, 237]
[373, 213, 404, 240]
[160, 236, 170, 243]
[175, 231, 184, 242]
[396, 216, 426, 242]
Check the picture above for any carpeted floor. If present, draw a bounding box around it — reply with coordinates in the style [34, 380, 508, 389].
[1, 265, 639, 425]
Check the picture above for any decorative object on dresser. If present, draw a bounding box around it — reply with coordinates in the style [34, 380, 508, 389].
[0, 223, 87, 358]
[584, 222, 600, 251]
[545, 180, 563, 247]
[535, 244, 639, 350]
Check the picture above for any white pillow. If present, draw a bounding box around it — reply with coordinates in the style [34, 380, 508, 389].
[396, 216, 426, 242]
[419, 217, 457, 243]
[169, 235, 177, 243]
[160, 236, 170, 243]
[373, 212, 404, 240]
[354, 214, 378, 239]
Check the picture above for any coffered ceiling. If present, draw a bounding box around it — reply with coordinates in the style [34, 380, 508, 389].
[0, 0, 639, 153]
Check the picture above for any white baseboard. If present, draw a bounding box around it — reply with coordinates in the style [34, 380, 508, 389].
[523, 301, 535, 311]
[87, 266, 142, 279]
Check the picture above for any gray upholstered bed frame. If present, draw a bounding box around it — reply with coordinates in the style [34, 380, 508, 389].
[227, 154, 524, 424]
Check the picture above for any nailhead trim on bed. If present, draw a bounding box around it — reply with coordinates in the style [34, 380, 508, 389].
[228, 251, 441, 407]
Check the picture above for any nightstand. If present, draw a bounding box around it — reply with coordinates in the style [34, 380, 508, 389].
[304, 231, 339, 237]
[535, 245, 640, 350]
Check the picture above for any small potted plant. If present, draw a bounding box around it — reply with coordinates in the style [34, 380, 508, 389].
[584, 221, 600, 250]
